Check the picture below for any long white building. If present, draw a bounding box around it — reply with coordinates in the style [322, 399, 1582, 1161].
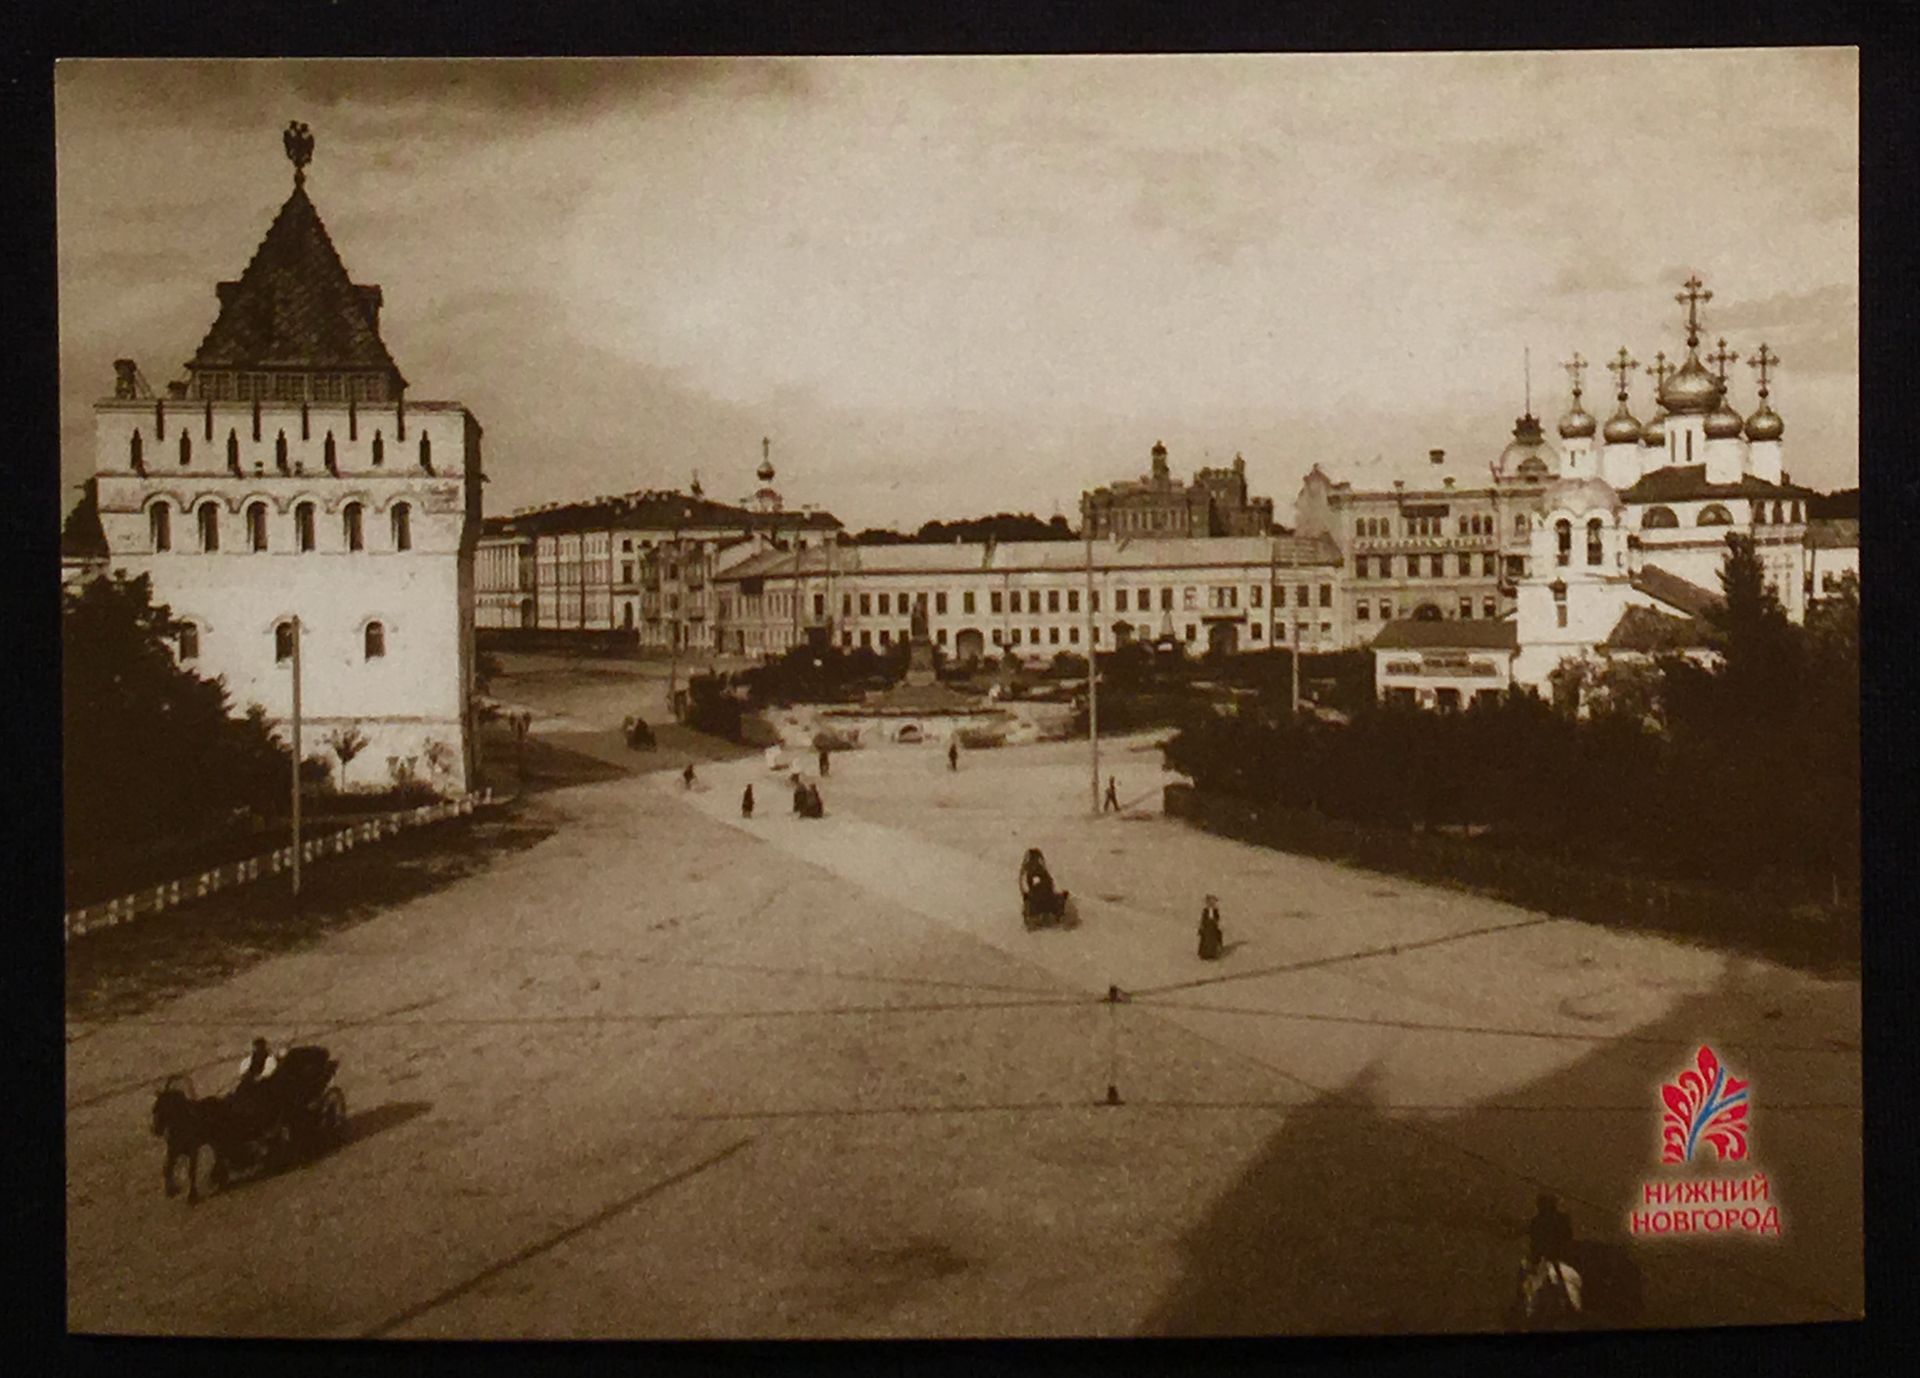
[81, 123, 482, 793]
[712, 534, 1346, 663]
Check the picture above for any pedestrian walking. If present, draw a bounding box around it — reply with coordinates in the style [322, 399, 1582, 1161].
[818, 746, 831, 777]
[948, 740, 960, 772]
[682, 762, 696, 790]
[1103, 775, 1120, 812]
[1198, 894, 1224, 960]
[741, 783, 754, 818]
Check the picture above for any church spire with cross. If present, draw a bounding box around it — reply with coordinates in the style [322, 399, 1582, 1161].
[1704, 336, 1746, 439]
[1746, 342, 1784, 442]
[1557, 350, 1596, 440]
[1601, 346, 1642, 445]
[1656, 275, 1723, 415]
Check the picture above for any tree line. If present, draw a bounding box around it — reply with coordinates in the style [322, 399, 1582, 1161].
[1163, 534, 1859, 906]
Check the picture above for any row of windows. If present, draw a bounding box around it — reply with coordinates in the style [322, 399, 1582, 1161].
[1640, 501, 1802, 531]
[132, 427, 425, 472]
[1353, 597, 1498, 623]
[150, 500, 412, 553]
[1355, 552, 1500, 580]
[175, 619, 390, 664]
[829, 583, 1336, 619]
[1355, 513, 1522, 540]
[829, 620, 1337, 652]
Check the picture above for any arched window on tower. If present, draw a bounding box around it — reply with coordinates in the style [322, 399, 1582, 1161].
[129, 430, 144, 471]
[198, 502, 220, 552]
[364, 621, 386, 660]
[390, 501, 412, 551]
[274, 431, 289, 472]
[372, 431, 385, 466]
[274, 620, 294, 663]
[1514, 513, 1529, 538]
[149, 502, 171, 553]
[343, 502, 364, 551]
[418, 431, 432, 471]
[1791, 501, 1803, 523]
[295, 501, 316, 552]
[1754, 503, 1768, 525]
[1586, 518, 1603, 566]
[177, 622, 199, 661]
[179, 432, 191, 466]
[1697, 504, 1733, 527]
[1643, 506, 1679, 530]
[1555, 519, 1572, 567]
[226, 429, 240, 473]
[324, 432, 338, 472]
[248, 501, 269, 551]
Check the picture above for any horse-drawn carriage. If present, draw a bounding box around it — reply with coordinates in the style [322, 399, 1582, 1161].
[151, 1045, 349, 1202]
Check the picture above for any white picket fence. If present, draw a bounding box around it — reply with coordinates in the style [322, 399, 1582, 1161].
[63, 788, 496, 944]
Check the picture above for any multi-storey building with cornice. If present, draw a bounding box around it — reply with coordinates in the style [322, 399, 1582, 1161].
[82, 123, 483, 793]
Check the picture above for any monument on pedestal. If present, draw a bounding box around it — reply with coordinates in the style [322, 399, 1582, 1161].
[905, 595, 937, 688]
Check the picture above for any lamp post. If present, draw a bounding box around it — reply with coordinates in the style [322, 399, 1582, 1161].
[1085, 520, 1100, 816]
[289, 615, 303, 898]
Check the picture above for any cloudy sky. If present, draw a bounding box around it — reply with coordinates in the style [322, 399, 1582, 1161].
[56, 51, 1857, 529]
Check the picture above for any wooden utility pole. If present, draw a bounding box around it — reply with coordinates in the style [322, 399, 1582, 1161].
[1085, 524, 1100, 815]
[1290, 608, 1301, 718]
[290, 616, 303, 898]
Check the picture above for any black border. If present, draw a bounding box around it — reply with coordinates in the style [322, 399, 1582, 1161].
[8, 4, 1915, 1376]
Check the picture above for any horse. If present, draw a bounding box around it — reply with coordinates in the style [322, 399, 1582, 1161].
[149, 1074, 237, 1204]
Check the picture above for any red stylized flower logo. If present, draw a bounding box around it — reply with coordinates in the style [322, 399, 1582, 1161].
[1661, 1045, 1750, 1164]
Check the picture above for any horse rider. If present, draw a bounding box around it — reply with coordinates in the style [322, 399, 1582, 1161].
[1520, 1193, 1583, 1323]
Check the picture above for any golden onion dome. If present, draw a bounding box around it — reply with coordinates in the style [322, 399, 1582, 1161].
[1745, 404, 1784, 442]
[1641, 410, 1668, 447]
[1704, 400, 1745, 440]
[1558, 403, 1597, 439]
[1601, 405, 1641, 445]
[1658, 354, 1721, 414]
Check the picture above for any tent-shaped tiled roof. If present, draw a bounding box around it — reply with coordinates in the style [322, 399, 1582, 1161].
[1630, 564, 1722, 621]
[187, 182, 404, 386]
[1603, 603, 1719, 654]
[1617, 464, 1815, 504]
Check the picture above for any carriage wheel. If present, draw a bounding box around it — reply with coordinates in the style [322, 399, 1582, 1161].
[320, 1087, 348, 1144]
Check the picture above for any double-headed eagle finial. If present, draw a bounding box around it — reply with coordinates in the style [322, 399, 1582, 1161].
[284, 120, 315, 184]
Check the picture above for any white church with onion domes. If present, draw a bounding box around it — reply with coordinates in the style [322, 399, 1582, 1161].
[1315, 275, 1830, 707]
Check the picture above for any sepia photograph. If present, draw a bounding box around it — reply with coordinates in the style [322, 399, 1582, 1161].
[57, 51, 1861, 1340]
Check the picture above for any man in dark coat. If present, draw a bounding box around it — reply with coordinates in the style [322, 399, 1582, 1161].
[1198, 895, 1224, 960]
[741, 784, 754, 818]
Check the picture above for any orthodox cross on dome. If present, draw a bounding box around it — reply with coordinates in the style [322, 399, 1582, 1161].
[283, 120, 315, 186]
[1749, 342, 1780, 400]
[1707, 337, 1740, 385]
[1675, 274, 1712, 349]
[1646, 350, 1674, 392]
[1608, 346, 1639, 401]
[1562, 352, 1588, 403]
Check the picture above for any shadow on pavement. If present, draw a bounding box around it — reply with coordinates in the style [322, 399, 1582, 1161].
[208, 1100, 434, 1201]
[1139, 964, 1860, 1337]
